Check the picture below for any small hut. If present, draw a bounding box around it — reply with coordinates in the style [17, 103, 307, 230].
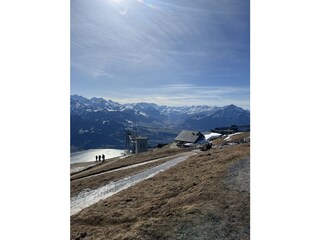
[134, 136, 148, 154]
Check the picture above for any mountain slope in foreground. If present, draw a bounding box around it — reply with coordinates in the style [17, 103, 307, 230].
[71, 134, 250, 240]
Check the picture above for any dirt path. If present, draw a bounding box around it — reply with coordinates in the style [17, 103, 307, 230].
[71, 151, 194, 197]
[71, 148, 190, 180]
[72, 152, 193, 181]
[71, 152, 197, 216]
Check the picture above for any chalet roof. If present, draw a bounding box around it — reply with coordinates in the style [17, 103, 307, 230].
[134, 136, 148, 140]
[175, 130, 204, 143]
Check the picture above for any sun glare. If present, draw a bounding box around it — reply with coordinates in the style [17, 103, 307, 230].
[109, 0, 128, 15]
[109, 0, 157, 12]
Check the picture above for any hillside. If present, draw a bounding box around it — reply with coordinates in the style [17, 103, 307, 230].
[71, 95, 250, 151]
[71, 134, 250, 240]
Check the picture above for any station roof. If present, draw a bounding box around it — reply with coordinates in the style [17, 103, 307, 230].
[134, 136, 148, 140]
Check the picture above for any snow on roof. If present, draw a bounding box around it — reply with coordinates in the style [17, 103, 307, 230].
[204, 132, 222, 141]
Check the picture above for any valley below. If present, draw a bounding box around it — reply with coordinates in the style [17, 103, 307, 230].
[70, 95, 250, 151]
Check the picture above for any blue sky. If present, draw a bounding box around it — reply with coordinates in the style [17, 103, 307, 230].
[71, 0, 250, 109]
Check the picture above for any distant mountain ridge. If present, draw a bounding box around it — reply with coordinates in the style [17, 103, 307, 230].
[71, 95, 250, 151]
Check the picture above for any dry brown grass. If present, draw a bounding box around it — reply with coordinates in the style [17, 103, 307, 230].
[71, 141, 250, 240]
[71, 147, 190, 181]
[71, 152, 192, 197]
[212, 132, 250, 145]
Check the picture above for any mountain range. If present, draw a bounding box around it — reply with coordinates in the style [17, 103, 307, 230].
[71, 95, 250, 151]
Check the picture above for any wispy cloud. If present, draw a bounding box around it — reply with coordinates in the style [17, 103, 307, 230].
[109, 0, 128, 15]
[102, 84, 249, 109]
[91, 69, 114, 79]
[71, 0, 250, 107]
[71, 0, 249, 79]
[136, 0, 158, 10]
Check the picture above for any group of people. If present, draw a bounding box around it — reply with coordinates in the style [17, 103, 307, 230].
[95, 154, 105, 162]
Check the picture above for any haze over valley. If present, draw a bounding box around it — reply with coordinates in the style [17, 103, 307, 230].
[71, 95, 250, 151]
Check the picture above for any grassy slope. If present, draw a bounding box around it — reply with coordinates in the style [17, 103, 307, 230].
[71, 142, 250, 240]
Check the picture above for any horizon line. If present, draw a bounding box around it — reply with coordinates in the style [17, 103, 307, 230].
[71, 94, 250, 110]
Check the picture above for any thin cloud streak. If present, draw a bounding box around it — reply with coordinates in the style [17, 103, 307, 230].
[71, 0, 250, 108]
[71, 0, 249, 82]
[101, 85, 249, 109]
